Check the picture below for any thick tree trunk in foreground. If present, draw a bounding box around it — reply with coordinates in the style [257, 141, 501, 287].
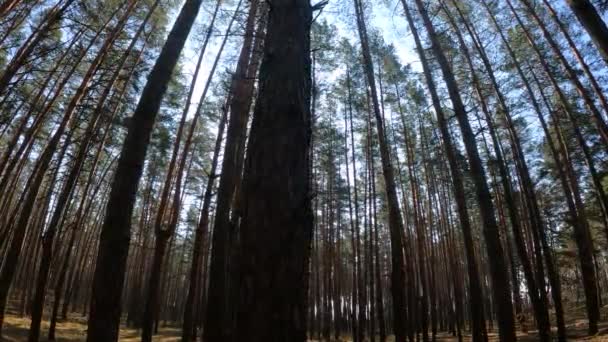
[566, 0, 608, 65]
[85, 0, 203, 339]
[232, 0, 313, 340]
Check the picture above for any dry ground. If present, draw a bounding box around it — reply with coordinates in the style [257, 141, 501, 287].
[2, 311, 608, 341]
[0, 314, 181, 341]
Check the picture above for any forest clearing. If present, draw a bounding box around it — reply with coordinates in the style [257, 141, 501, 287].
[2, 0, 608, 341]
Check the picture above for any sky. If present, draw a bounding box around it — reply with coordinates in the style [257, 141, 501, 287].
[176, 0, 421, 122]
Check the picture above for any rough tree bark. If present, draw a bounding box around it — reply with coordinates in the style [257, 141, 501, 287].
[232, 0, 313, 339]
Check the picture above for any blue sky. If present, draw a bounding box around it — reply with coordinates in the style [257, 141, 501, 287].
[175, 0, 420, 121]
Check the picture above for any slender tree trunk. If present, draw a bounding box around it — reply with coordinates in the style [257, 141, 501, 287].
[181, 106, 227, 342]
[533, 65, 601, 336]
[399, 2, 487, 340]
[400, 114, 429, 342]
[441, 3, 552, 340]
[542, 0, 608, 118]
[203, 1, 262, 340]
[0, 9, 117, 205]
[343, 102, 360, 342]
[27, 4, 144, 340]
[352, 0, 408, 340]
[506, 1, 601, 334]
[410, 0, 516, 339]
[480, 2, 568, 338]
[141, 2, 238, 340]
[0, 0, 22, 17]
[345, 69, 366, 342]
[0, 26, 84, 180]
[518, 0, 608, 151]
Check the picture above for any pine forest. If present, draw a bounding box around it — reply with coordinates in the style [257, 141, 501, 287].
[2, 0, 608, 341]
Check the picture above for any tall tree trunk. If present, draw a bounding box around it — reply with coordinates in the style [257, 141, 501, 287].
[0, 6, 122, 328]
[542, 0, 608, 118]
[181, 106, 227, 342]
[232, 0, 312, 339]
[0, 26, 85, 181]
[352, 1, 408, 340]
[27, 4, 145, 340]
[400, 113, 429, 342]
[346, 69, 367, 342]
[540, 0, 608, 233]
[419, 122, 438, 342]
[343, 101, 360, 342]
[203, 1, 262, 340]
[140, 1, 238, 340]
[480, 1, 569, 338]
[441, 3, 552, 340]
[85, 0, 204, 338]
[506, 1, 601, 334]
[399, 1, 487, 340]
[0, 0, 22, 17]
[0, 7, 118, 207]
[410, 0, 516, 340]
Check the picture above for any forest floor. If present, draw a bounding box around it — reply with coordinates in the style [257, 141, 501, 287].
[0, 314, 181, 341]
[3, 314, 608, 341]
[3, 304, 608, 341]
